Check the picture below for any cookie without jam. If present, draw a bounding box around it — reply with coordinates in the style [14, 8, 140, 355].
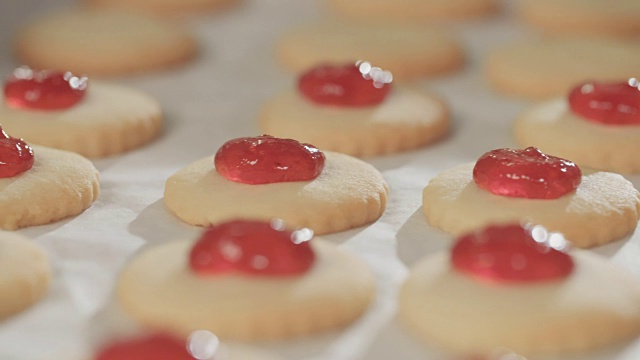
[329, 0, 498, 21]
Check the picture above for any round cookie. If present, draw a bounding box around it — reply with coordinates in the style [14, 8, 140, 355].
[117, 239, 375, 340]
[0, 146, 100, 230]
[0, 231, 51, 320]
[85, 0, 238, 16]
[514, 98, 640, 174]
[400, 250, 640, 355]
[519, 0, 640, 38]
[277, 21, 464, 80]
[0, 82, 162, 158]
[259, 86, 449, 157]
[328, 0, 498, 22]
[164, 151, 388, 235]
[14, 10, 197, 76]
[422, 163, 640, 248]
[486, 38, 640, 99]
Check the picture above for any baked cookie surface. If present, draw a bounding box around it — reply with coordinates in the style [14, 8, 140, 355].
[0, 146, 100, 230]
[14, 10, 197, 76]
[422, 163, 640, 248]
[329, 0, 498, 22]
[85, 0, 238, 16]
[277, 22, 464, 80]
[164, 151, 388, 235]
[259, 86, 449, 157]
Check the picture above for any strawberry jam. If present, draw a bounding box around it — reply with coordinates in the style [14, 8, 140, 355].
[298, 61, 392, 107]
[451, 224, 574, 283]
[0, 125, 34, 178]
[214, 135, 325, 185]
[94, 333, 195, 360]
[189, 220, 315, 276]
[473, 147, 581, 199]
[4, 67, 88, 110]
[569, 79, 640, 125]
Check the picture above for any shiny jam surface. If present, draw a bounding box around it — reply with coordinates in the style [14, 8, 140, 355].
[451, 224, 574, 283]
[214, 135, 325, 185]
[94, 333, 195, 360]
[189, 219, 315, 276]
[473, 147, 582, 199]
[569, 80, 640, 125]
[0, 125, 34, 178]
[298, 61, 392, 107]
[4, 67, 88, 110]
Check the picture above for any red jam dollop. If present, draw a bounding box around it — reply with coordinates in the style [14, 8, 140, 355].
[569, 80, 640, 125]
[473, 147, 582, 199]
[190, 219, 315, 276]
[4, 67, 88, 110]
[214, 135, 325, 185]
[451, 224, 574, 283]
[298, 61, 392, 107]
[94, 333, 195, 360]
[0, 125, 34, 178]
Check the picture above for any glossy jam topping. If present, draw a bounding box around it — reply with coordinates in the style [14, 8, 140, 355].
[0, 125, 34, 178]
[451, 224, 574, 283]
[473, 147, 582, 199]
[94, 333, 195, 360]
[569, 79, 640, 125]
[4, 67, 88, 110]
[298, 61, 392, 107]
[190, 219, 315, 276]
[214, 135, 325, 185]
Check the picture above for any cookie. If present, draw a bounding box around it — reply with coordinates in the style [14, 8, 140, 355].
[519, 0, 640, 38]
[422, 159, 640, 248]
[399, 225, 640, 356]
[1, 68, 162, 158]
[328, 0, 498, 22]
[14, 10, 197, 76]
[85, 0, 238, 16]
[277, 21, 464, 80]
[164, 138, 388, 235]
[0, 231, 51, 320]
[117, 223, 375, 340]
[486, 38, 640, 99]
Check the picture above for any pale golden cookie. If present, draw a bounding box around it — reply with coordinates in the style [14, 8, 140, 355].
[0, 146, 100, 230]
[259, 86, 450, 157]
[514, 99, 640, 174]
[422, 163, 640, 248]
[400, 251, 640, 355]
[0, 231, 51, 320]
[117, 239, 375, 340]
[329, 0, 498, 22]
[277, 21, 464, 80]
[0, 82, 162, 158]
[85, 0, 238, 16]
[519, 0, 640, 38]
[486, 38, 640, 99]
[15, 10, 197, 76]
[164, 151, 388, 235]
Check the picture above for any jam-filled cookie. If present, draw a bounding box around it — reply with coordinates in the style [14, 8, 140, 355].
[259, 62, 450, 157]
[164, 135, 388, 235]
[400, 224, 640, 356]
[422, 147, 640, 248]
[0, 127, 99, 230]
[328, 0, 498, 22]
[514, 80, 640, 173]
[85, 0, 238, 16]
[1, 67, 162, 158]
[117, 220, 375, 340]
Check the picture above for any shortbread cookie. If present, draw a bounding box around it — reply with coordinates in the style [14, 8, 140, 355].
[0, 144, 100, 230]
[165, 139, 388, 235]
[329, 0, 498, 22]
[86, 0, 238, 16]
[2, 69, 162, 158]
[422, 162, 640, 248]
[117, 223, 375, 340]
[486, 38, 640, 99]
[400, 225, 640, 356]
[277, 21, 464, 80]
[519, 0, 640, 38]
[0, 231, 51, 320]
[15, 10, 197, 76]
